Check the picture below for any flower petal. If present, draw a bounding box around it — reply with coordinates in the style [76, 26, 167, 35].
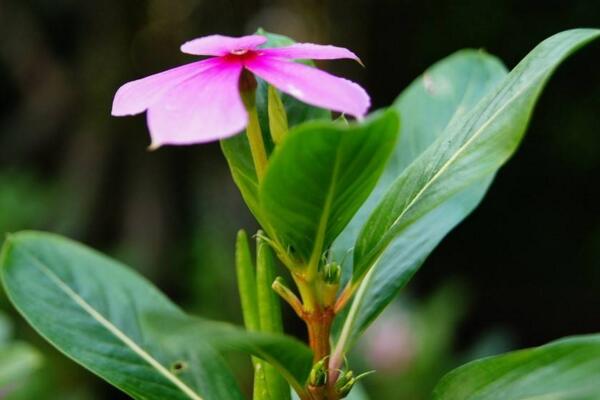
[181, 34, 267, 56]
[261, 43, 361, 63]
[246, 56, 370, 118]
[112, 58, 219, 116]
[146, 61, 246, 146]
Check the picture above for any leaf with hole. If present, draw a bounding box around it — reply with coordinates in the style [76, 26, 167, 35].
[147, 315, 313, 396]
[0, 231, 244, 400]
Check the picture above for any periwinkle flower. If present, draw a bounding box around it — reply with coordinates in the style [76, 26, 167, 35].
[112, 34, 370, 147]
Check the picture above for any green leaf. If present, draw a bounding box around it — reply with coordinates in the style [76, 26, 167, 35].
[261, 109, 400, 265]
[335, 28, 600, 356]
[220, 29, 330, 225]
[433, 334, 600, 399]
[148, 315, 313, 397]
[0, 231, 243, 400]
[331, 50, 507, 341]
[0, 342, 42, 391]
[332, 49, 507, 274]
[355, 29, 600, 282]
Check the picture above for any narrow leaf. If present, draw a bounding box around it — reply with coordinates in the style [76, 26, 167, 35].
[335, 28, 600, 357]
[268, 85, 289, 144]
[235, 230, 259, 332]
[331, 49, 507, 343]
[256, 235, 290, 400]
[354, 29, 600, 283]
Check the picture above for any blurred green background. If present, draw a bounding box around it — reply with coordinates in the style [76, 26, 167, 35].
[0, 0, 599, 398]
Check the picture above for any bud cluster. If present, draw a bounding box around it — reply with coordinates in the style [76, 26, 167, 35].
[308, 357, 328, 387]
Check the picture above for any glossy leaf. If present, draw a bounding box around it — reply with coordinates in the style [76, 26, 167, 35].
[331, 50, 507, 339]
[332, 49, 507, 276]
[0, 231, 243, 400]
[335, 29, 600, 355]
[354, 29, 600, 282]
[220, 29, 330, 225]
[149, 315, 313, 396]
[433, 334, 600, 399]
[261, 109, 399, 264]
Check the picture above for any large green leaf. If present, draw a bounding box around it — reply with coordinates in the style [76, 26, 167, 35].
[148, 315, 313, 396]
[261, 109, 399, 264]
[332, 49, 507, 275]
[331, 50, 507, 339]
[334, 29, 600, 355]
[0, 231, 243, 400]
[220, 30, 330, 225]
[433, 334, 600, 399]
[354, 28, 600, 282]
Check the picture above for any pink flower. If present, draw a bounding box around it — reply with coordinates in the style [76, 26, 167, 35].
[112, 34, 370, 147]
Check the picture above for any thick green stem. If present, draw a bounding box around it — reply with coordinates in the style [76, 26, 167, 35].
[257, 233, 290, 400]
[235, 230, 269, 399]
[235, 230, 259, 333]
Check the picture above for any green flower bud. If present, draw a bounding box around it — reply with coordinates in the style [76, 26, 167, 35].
[322, 262, 341, 285]
[335, 370, 355, 398]
[308, 357, 328, 387]
[335, 369, 374, 398]
[267, 85, 288, 144]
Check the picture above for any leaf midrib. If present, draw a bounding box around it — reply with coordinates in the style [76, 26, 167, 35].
[339, 55, 530, 357]
[16, 248, 203, 400]
[358, 49, 558, 279]
[308, 138, 344, 270]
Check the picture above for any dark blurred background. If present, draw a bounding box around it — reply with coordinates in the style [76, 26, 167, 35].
[0, 0, 598, 398]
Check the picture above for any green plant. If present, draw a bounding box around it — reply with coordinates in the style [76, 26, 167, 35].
[1, 28, 599, 400]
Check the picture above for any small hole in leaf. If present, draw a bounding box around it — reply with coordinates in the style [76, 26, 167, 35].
[170, 361, 188, 374]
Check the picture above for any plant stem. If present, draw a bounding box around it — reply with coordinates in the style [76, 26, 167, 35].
[235, 230, 259, 333]
[272, 277, 304, 318]
[306, 309, 334, 363]
[256, 233, 290, 400]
